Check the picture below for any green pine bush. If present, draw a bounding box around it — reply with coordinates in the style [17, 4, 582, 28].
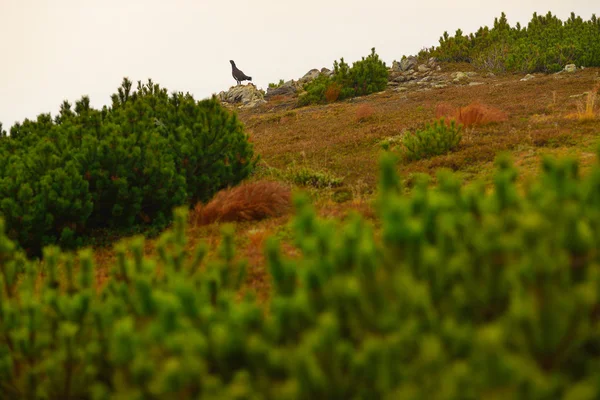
[420, 11, 600, 73]
[268, 79, 285, 88]
[402, 118, 463, 161]
[0, 78, 257, 255]
[2, 149, 600, 399]
[298, 48, 388, 106]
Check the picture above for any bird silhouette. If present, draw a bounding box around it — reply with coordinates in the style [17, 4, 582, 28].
[230, 60, 252, 85]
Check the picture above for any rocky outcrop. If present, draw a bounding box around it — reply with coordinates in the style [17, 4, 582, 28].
[320, 67, 333, 77]
[386, 57, 492, 92]
[218, 83, 266, 109]
[394, 56, 417, 72]
[299, 69, 321, 85]
[265, 80, 298, 98]
[265, 67, 334, 99]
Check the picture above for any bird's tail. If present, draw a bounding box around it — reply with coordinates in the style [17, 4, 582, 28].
[248, 77, 252, 81]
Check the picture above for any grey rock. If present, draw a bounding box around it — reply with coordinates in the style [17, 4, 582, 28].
[321, 67, 333, 77]
[520, 74, 535, 82]
[452, 72, 469, 83]
[469, 82, 484, 86]
[427, 57, 437, 68]
[418, 64, 430, 73]
[218, 83, 266, 108]
[265, 81, 298, 98]
[400, 56, 418, 72]
[433, 84, 448, 89]
[564, 64, 577, 73]
[241, 99, 267, 109]
[299, 69, 321, 84]
[466, 72, 478, 78]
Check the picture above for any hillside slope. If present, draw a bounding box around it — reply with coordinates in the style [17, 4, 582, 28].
[91, 65, 600, 300]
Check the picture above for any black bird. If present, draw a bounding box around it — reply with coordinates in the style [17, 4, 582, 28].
[230, 60, 252, 85]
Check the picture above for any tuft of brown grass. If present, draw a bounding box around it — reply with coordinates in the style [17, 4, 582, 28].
[192, 181, 292, 226]
[355, 104, 375, 122]
[325, 82, 341, 103]
[436, 102, 508, 127]
[567, 85, 599, 120]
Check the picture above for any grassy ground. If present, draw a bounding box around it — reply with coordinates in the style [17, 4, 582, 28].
[91, 65, 600, 302]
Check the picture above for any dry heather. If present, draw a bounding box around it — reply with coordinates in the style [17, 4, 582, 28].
[435, 102, 508, 127]
[192, 181, 292, 226]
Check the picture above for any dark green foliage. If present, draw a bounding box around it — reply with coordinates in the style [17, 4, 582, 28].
[298, 48, 388, 106]
[2, 150, 600, 398]
[297, 74, 332, 107]
[0, 78, 257, 254]
[268, 79, 285, 88]
[420, 11, 600, 73]
[402, 118, 463, 161]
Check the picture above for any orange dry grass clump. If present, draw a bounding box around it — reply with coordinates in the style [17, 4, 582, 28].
[435, 102, 508, 127]
[192, 181, 292, 226]
[355, 104, 375, 122]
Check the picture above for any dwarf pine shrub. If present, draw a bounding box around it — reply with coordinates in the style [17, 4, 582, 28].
[420, 11, 600, 73]
[286, 165, 344, 188]
[0, 78, 257, 254]
[268, 79, 285, 88]
[402, 118, 462, 161]
[298, 48, 388, 106]
[2, 150, 600, 399]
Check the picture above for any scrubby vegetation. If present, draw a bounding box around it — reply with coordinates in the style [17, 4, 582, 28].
[2, 152, 600, 398]
[400, 118, 463, 161]
[298, 48, 388, 106]
[420, 12, 600, 73]
[2, 10, 600, 400]
[0, 78, 257, 255]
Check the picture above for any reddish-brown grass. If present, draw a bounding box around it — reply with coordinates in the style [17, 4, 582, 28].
[325, 83, 342, 103]
[191, 181, 292, 226]
[355, 104, 375, 122]
[436, 102, 508, 127]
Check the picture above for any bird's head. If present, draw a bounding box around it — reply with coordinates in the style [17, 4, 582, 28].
[229, 60, 235, 66]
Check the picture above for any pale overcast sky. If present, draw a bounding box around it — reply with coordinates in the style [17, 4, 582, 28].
[0, 0, 597, 128]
